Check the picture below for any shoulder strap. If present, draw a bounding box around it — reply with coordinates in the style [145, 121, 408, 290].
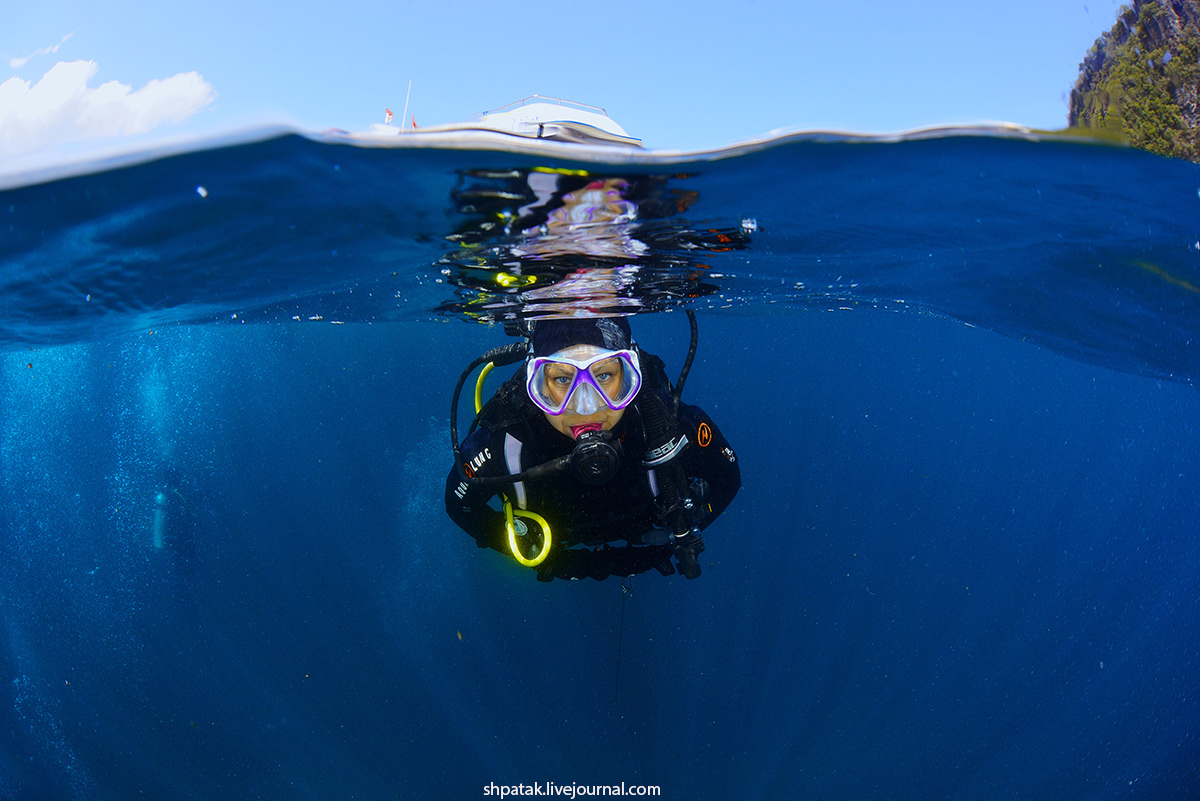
[471, 370, 540, 434]
[638, 348, 674, 396]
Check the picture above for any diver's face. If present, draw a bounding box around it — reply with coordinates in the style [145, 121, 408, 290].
[539, 346, 627, 439]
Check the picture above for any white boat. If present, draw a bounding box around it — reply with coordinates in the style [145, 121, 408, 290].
[364, 95, 642, 148]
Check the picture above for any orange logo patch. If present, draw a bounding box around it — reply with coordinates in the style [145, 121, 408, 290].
[697, 422, 712, 448]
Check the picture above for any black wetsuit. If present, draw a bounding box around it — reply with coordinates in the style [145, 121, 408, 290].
[445, 372, 740, 581]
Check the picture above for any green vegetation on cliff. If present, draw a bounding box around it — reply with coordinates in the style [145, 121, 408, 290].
[1069, 1, 1200, 161]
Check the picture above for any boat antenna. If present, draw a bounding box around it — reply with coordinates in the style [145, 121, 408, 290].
[400, 79, 412, 130]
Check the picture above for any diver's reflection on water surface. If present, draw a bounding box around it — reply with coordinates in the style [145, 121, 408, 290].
[436, 168, 753, 323]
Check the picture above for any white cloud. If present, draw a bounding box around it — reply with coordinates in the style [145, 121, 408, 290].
[10, 32, 74, 70]
[0, 60, 216, 157]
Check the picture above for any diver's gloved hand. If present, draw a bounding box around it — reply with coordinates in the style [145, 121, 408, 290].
[649, 549, 676, 577]
[536, 548, 589, 582]
[604, 546, 675, 578]
[537, 547, 678, 582]
[586, 553, 613, 582]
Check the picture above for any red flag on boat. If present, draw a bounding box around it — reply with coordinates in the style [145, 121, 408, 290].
[384, 108, 393, 124]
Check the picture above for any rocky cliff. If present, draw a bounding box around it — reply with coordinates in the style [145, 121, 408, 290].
[1069, 0, 1200, 160]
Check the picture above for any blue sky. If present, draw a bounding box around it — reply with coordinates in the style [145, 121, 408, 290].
[2, 0, 1123, 167]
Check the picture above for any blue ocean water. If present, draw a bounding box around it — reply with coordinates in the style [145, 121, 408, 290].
[1, 129, 1199, 799]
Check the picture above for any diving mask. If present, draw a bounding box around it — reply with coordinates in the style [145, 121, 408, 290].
[526, 346, 642, 416]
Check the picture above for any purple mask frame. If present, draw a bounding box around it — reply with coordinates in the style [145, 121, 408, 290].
[525, 349, 642, 416]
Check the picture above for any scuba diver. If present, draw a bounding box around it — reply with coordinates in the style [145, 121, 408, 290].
[445, 314, 739, 581]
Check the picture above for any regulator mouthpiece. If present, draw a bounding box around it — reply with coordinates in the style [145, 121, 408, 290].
[570, 430, 622, 485]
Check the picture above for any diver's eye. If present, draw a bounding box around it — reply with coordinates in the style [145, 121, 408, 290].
[590, 359, 621, 384]
[544, 364, 577, 389]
